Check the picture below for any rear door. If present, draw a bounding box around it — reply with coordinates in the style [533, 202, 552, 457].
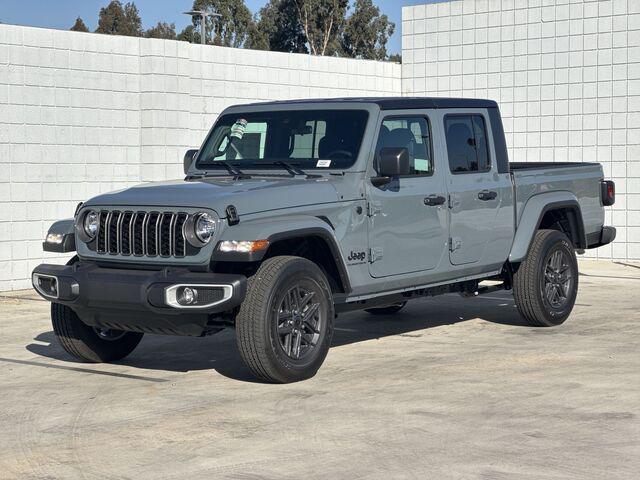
[367, 112, 449, 278]
[438, 110, 514, 267]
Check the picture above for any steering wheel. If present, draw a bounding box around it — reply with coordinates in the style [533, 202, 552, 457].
[326, 150, 352, 159]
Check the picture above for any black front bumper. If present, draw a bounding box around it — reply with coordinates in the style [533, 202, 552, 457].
[32, 262, 246, 336]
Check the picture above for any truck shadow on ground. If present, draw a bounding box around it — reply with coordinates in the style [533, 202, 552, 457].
[26, 293, 526, 383]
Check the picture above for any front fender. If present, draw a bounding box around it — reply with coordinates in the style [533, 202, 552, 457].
[509, 192, 584, 263]
[212, 215, 351, 292]
[43, 219, 76, 253]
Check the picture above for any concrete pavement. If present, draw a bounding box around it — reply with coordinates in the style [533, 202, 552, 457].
[1, 260, 639, 479]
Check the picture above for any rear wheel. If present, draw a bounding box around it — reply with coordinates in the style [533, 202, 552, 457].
[51, 303, 144, 362]
[513, 229, 579, 327]
[365, 302, 407, 316]
[236, 256, 334, 383]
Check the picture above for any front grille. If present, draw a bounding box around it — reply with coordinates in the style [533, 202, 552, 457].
[94, 210, 190, 258]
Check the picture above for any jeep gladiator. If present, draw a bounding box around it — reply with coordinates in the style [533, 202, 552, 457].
[32, 97, 616, 383]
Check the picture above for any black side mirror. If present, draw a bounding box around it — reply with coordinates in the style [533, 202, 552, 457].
[372, 147, 410, 186]
[184, 149, 198, 175]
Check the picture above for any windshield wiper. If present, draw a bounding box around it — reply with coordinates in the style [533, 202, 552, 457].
[188, 161, 251, 180]
[254, 161, 307, 177]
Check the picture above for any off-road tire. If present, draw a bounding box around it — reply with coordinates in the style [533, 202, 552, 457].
[51, 303, 144, 362]
[235, 256, 334, 383]
[365, 302, 407, 316]
[513, 229, 579, 327]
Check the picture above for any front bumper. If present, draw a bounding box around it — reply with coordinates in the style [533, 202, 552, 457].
[32, 262, 246, 336]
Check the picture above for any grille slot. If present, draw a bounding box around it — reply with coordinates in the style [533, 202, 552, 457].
[94, 210, 191, 258]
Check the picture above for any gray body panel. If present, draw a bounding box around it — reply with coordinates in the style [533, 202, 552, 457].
[69, 99, 609, 305]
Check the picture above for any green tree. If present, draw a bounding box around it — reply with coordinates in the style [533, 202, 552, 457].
[70, 17, 89, 32]
[294, 0, 348, 56]
[95, 1, 142, 37]
[189, 0, 254, 47]
[177, 24, 200, 43]
[145, 22, 177, 39]
[388, 53, 402, 64]
[341, 0, 394, 60]
[247, 0, 307, 53]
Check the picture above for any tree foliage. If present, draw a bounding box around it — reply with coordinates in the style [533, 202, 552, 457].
[190, 0, 254, 47]
[294, 0, 348, 56]
[341, 0, 394, 61]
[70, 17, 89, 33]
[247, 0, 307, 53]
[145, 22, 177, 40]
[177, 24, 200, 43]
[95, 0, 142, 37]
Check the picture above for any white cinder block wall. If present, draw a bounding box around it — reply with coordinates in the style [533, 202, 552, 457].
[0, 24, 401, 291]
[402, 0, 640, 261]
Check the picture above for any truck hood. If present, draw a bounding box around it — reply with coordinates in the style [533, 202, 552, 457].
[84, 176, 342, 216]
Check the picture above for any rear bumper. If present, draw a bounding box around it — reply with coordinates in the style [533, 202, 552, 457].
[32, 263, 246, 336]
[587, 226, 617, 249]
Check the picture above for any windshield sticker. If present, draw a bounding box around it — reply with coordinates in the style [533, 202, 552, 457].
[316, 160, 332, 168]
[230, 119, 248, 139]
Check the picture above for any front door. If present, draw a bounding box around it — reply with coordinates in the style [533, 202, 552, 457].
[367, 114, 448, 278]
[440, 112, 514, 267]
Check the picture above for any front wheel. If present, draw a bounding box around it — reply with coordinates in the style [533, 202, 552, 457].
[513, 229, 579, 327]
[235, 256, 334, 383]
[51, 303, 144, 362]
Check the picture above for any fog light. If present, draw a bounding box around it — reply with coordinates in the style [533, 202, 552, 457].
[179, 287, 198, 306]
[32, 273, 59, 299]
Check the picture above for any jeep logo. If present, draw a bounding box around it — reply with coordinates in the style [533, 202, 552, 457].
[347, 251, 366, 263]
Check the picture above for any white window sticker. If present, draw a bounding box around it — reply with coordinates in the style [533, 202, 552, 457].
[316, 159, 332, 168]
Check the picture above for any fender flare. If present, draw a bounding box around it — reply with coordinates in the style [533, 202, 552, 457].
[212, 215, 351, 293]
[509, 192, 586, 263]
[43, 219, 76, 253]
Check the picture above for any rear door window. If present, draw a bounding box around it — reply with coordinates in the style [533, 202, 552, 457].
[444, 115, 491, 173]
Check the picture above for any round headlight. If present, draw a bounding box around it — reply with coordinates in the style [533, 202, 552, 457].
[194, 213, 216, 244]
[83, 211, 99, 238]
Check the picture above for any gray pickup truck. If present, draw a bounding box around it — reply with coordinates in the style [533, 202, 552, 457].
[32, 97, 616, 383]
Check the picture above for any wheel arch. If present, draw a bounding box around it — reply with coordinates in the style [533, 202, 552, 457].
[212, 215, 351, 294]
[509, 193, 586, 263]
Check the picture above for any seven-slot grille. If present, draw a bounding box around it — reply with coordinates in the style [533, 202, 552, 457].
[95, 211, 190, 258]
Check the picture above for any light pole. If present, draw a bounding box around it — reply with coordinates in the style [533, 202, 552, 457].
[183, 10, 221, 45]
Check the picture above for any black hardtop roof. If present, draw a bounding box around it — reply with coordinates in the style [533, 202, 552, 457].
[235, 97, 498, 110]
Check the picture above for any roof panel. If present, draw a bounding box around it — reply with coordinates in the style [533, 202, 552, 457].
[234, 97, 498, 110]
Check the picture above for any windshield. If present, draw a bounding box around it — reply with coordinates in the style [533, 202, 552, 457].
[196, 109, 369, 171]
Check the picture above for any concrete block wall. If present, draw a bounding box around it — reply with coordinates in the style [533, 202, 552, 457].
[402, 0, 640, 261]
[0, 24, 401, 291]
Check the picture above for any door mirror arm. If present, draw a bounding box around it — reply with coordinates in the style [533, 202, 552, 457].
[371, 176, 392, 188]
[183, 149, 198, 175]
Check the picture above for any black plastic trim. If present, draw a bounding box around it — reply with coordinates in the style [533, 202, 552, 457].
[488, 107, 510, 174]
[32, 262, 247, 336]
[534, 200, 587, 249]
[587, 226, 616, 249]
[43, 233, 76, 253]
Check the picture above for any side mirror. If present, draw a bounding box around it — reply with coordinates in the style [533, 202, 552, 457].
[184, 149, 198, 175]
[372, 147, 410, 187]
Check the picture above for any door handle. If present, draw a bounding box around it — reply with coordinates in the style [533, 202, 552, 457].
[478, 190, 498, 201]
[424, 195, 446, 206]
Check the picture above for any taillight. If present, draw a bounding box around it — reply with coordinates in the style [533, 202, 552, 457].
[601, 180, 615, 206]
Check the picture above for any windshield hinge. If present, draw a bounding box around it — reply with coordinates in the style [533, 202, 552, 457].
[369, 247, 384, 263]
[367, 201, 382, 217]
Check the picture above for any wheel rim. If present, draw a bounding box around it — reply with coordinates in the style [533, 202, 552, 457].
[276, 284, 323, 360]
[543, 249, 573, 309]
[93, 327, 127, 341]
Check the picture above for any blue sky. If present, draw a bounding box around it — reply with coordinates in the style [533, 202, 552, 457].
[0, 0, 434, 54]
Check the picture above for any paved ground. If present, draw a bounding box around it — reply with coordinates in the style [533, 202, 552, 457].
[1, 260, 639, 480]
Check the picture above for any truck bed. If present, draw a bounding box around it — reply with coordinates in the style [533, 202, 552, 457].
[510, 162, 605, 239]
